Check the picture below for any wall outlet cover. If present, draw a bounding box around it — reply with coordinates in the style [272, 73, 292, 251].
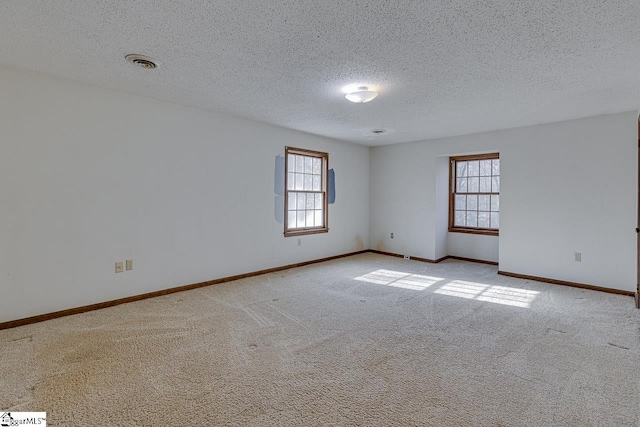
[126, 259, 133, 270]
[115, 261, 124, 273]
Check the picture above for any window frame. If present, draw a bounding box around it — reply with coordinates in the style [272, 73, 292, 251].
[284, 146, 329, 237]
[449, 152, 500, 236]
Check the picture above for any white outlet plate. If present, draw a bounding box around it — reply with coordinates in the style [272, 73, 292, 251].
[574, 252, 582, 262]
[390, 233, 394, 238]
[126, 259, 133, 270]
[115, 261, 123, 273]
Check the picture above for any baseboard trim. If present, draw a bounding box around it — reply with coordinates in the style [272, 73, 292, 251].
[498, 270, 635, 297]
[368, 249, 407, 259]
[0, 250, 369, 331]
[445, 256, 499, 266]
[5, 250, 634, 330]
[367, 250, 497, 266]
[369, 251, 633, 298]
[367, 250, 448, 264]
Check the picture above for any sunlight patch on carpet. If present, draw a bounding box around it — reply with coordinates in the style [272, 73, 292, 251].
[354, 269, 444, 291]
[435, 280, 539, 308]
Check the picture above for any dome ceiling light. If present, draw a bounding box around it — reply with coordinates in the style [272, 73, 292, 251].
[345, 86, 378, 103]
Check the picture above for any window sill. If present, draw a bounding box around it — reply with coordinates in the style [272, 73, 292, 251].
[449, 227, 499, 237]
[284, 228, 329, 237]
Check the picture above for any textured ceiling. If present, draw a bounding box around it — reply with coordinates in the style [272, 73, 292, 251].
[1, 0, 640, 146]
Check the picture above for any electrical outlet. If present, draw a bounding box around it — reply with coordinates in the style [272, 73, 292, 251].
[574, 252, 582, 262]
[126, 259, 133, 271]
[390, 233, 394, 239]
[404, 255, 410, 260]
[115, 261, 123, 273]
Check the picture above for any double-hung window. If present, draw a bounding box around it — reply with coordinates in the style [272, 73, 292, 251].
[284, 147, 328, 236]
[450, 153, 500, 235]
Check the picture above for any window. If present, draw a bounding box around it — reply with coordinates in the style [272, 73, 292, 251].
[449, 153, 500, 235]
[285, 147, 328, 236]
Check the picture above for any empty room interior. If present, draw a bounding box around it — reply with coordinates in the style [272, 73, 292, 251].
[1, 1, 640, 426]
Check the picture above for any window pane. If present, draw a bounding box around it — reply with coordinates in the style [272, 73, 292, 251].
[288, 154, 296, 172]
[457, 161, 468, 177]
[478, 212, 489, 228]
[468, 161, 479, 176]
[297, 193, 306, 210]
[285, 148, 328, 234]
[479, 177, 491, 193]
[468, 177, 479, 192]
[492, 159, 500, 175]
[480, 160, 492, 176]
[467, 211, 478, 227]
[478, 195, 490, 211]
[467, 195, 478, 210]
[492, 176, 500, 192]
[491, 212, 500, 228]
[306, 194, 315, 209]
[451, 155, 499, 232]
[491, 195, 499, 212]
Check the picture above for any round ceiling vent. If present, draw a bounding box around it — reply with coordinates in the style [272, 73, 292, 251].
[371, 129, 387, 135]
[125, 54, 160, 70]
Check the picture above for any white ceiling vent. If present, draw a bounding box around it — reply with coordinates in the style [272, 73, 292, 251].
[125, 54, 160, 70]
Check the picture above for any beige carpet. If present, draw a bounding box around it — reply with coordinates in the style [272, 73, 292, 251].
[1, 253, 638, 426]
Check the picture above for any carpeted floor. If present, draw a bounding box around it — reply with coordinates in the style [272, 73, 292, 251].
[1, 253, 639, 426]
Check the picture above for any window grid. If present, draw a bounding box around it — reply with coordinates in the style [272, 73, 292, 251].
[285, 147, 328, 236]
[450, 154, 500, 235]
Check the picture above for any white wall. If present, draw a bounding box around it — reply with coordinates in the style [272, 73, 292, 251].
[434, 156, 450, 260]
[447, 233, 499, 263]
[0, 66, 370, 323]
[371, 111, 637, 292]
[499, 113, 636, 290]
[369, 143, 435, 257]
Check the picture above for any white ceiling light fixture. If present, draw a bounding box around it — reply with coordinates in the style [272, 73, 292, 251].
[345, 86, 378, 103]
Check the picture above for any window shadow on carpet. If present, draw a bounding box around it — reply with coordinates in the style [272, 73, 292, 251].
[354, 269, 539, 308]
